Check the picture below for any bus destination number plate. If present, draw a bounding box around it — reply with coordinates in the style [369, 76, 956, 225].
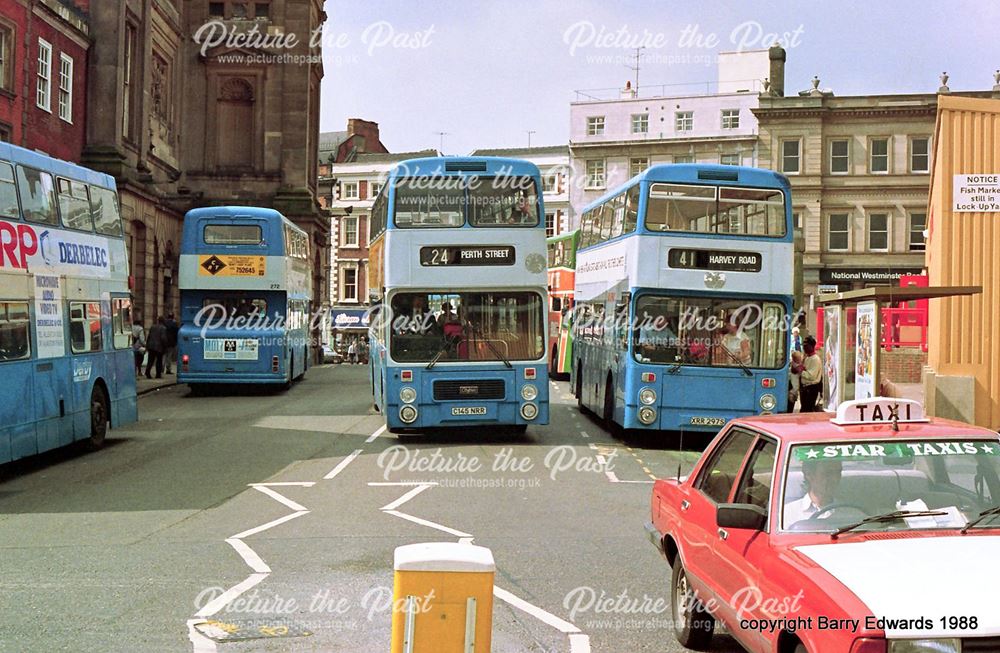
[668, 248, 762, 273]
[690, 416, 727, 427]
[451, 406, 487, 416]
[420, 246, 515, 267]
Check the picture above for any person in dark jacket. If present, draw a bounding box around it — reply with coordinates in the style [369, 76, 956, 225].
[145, 316, 168, 379]
[164, 313, 179, 374]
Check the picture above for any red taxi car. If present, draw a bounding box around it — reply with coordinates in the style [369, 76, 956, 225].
[646, 398, 1000, 653]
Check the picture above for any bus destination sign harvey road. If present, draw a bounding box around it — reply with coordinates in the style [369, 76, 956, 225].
[667, 248, 762, 273]
[420, 246, 515, 266]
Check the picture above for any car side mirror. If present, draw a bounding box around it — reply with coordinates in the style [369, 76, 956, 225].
[716, 503, 767, 531]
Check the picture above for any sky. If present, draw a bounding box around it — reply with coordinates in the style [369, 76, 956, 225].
[319, 0, 1000, 155]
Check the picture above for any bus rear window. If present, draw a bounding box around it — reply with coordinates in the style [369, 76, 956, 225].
[204, 224, 263, 244]
[0, 162, 19, 219]
[201, 298, 268, 319]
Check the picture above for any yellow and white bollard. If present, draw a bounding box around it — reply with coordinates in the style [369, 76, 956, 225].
[390, 542, 495, 653]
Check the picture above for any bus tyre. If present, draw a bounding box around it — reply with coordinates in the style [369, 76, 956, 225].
[283, 354, 293, 390]
[603, 376, 615, 426]
[88, 387, 109, 449]
[671, 559, 714, 650]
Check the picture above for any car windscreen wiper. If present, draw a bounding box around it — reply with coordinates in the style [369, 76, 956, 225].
[718, 342, 753, 377]
[466, 321, 512, 369]
[961, 505, 1000, 534]
[831, 509, 947, 539]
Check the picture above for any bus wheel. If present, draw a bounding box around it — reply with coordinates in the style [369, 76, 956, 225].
[88, 386, 109, 449]
[296, 347, 307, 381]
[575, 363, 583, 406]
[283, 354, 293, 390]
[603, 376, 620, 435]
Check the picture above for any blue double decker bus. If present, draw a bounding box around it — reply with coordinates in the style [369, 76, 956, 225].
[368, 157, 549, 433]
[177, 207, 312, 389]
[572, 164, 793, 433]
[0, 142, 136, 463]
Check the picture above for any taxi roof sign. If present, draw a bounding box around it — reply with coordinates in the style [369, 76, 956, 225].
[831, 397, 928, 427]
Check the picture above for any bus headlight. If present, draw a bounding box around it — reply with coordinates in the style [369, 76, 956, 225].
[638, 387, 657, 405]
[759, 393, 777, 412]
[521, 384, 538, 401]
[399, 405, 418, 424]
[520, 403, 538, 421]
[399, 386, 417, 404]
[638, 406, 657, 425]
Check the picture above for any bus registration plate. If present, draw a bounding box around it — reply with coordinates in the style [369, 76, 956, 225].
[451, 406, 487, 416]
[690, 416, 726, 427]
[204, 338, 259, 361]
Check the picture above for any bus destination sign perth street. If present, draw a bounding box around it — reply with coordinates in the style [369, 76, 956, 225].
[667, 247, 763, 273]
[419, 245, 516, 266]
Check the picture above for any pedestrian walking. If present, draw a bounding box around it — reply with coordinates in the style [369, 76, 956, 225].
[145, 316, 168, 379]
[164, 313, 179, 374]
[798, 336, 823, 412]
[348, 339, 358, 364]
[132, 319, 147, 376]
[791, 326, 803, 353]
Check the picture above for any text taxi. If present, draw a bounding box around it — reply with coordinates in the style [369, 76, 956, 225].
[646, 398, 1000, 653]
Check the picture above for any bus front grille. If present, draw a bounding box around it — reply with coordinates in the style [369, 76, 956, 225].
[433, 379, 505, 401]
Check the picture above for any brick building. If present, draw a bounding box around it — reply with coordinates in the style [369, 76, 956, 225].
[0, 0, 89, 160]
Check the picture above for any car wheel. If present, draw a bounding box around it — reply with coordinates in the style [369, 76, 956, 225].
[793, 645, 808, 653]
[670, 559, 714, 650]
[88, 386, 109, 449]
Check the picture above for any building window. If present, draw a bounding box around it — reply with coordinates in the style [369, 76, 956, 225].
[586, 116, 604, 136]
[209, 2, 225, 17]
[123, 24, 137, 140]
[792, 212, 802, 231]
[341, 181, 359, 200]
[828, 213, 849, 251]
[0, 123, 10, 142]
[36, 39, 52, 112]
[868, 213, 889, 251]
[870, 137, 889, 173]
[342, 215, 358, 246]
[631, 113, 648, 134]
[254, 2, 270, 19]
[0, 26, 12, 92]
[217, 78, 255, 169]
[780, 139, 800, 174]
[545, 212, 555, 237]
[830, 139, 849, 174]
[908, 212, 926, 251]
[720, 153, 740, 166]
[721, 109, 740, 129]
[585, 159, 605, 189]
[629, 157, 648, 177]
[341, 267, 358, 302]
[541, 173, 557, 193]
[58, 54, 73, 123]
[673, 154, 694, 164]
[370, 181, 383, 198]
[910, 136, 930, 173]
[675, 111, 693, 132]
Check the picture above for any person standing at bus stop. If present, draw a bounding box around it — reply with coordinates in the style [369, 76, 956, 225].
[132, 319, 146, 376]
[799, 336, 823, 412]
[164, 313, 179, 374]
[146, 317, 168, 379]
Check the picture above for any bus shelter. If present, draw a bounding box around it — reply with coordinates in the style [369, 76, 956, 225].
[817, 285, 980, 411]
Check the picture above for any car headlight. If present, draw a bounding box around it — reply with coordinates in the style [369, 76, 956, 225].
[638, 387, 657, 405]
[399, 386, 417, 404]
[759, 393, 777, 411]
[638, 406, 656, 425]
[520, 402, 538, 420]
[521, 384, 538, 401]
[889, 640, 960, 653]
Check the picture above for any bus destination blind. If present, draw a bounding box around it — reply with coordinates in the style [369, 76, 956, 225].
[667, 248, 762, 273]
[419, 246, 515, 267]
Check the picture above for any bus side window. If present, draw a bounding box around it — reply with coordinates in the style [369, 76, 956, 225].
[0, 302, 31, 361]
[91, 187, 124, 236]
[16, 166, 58, 225]
[70, 302, 103, 353]
[112, 298, 133, 349]
[623, 185, 640, 234]
[0, 162, 20, 219]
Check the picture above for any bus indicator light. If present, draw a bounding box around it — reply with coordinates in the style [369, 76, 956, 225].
[641, 372, 656, 383]
[401, 370, 413, 382]
[762, 378, 776, 388]
[524, 367, 536, 380]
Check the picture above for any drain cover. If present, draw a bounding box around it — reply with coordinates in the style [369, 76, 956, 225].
[194, 619, 313, 642]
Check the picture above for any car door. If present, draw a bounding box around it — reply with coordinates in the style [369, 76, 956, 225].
[712, 432, 778, 653]
[679, 428, 756, 602]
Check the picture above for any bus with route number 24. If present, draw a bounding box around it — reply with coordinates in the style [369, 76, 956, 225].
[572, 164, 793, 434]
[546, 228, 579, 379]
[177, 207, 312, 390]
[0, 141, 136, 464]
[368, 156, 550, 433]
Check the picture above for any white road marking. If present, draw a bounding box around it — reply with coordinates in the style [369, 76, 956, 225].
[368, 481, 440, 487]
[226, 537, 271, 573]
[493, 586, 581, 633]
[195, 572, 269, 618]
[605, 470, 621, 482]
[324, 449, 363, 480]
[569, 633, 592, 652]
[380, 484, 432, 511]
[365, 424, 387, 443]
[458, 537, 475, 545]
[187, 618, 218, 653]
[579, 430, 590, 439]
[231, 510, 308, 540]
[382, 509, 473, 538]
[248, 482, 315, 487]
[251, 485, 308, 513]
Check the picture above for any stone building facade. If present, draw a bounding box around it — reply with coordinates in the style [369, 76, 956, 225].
[82, 0, 327, 340]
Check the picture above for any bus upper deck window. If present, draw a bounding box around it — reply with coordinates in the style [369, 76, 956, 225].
[0, 162, 19, 219]
[91, 187, 124, 236]
[16, 166, 58, 226]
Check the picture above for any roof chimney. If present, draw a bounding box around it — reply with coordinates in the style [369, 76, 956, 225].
[768, 45, 786, 97]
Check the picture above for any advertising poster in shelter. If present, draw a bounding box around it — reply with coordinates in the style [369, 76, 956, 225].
[854, 301, 878, 399]
[823, 304, 843, 411]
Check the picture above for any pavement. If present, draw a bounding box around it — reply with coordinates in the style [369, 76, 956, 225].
[0, 365, 744, 653]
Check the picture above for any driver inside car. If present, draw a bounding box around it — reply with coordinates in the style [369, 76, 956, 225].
[784, 458, 843, 525]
